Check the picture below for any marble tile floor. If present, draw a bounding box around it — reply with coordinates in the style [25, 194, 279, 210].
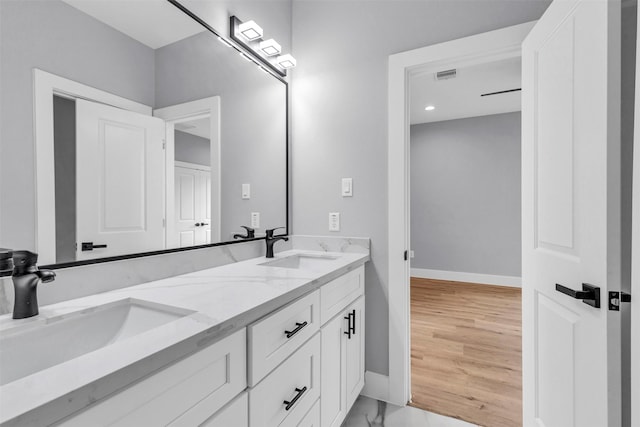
[343, 396, 478, 427]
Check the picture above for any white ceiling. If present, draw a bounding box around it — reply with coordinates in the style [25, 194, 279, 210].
[175, 117, 210, 140]
[61, 0, 204, 49]
[410, 57, 521, 125]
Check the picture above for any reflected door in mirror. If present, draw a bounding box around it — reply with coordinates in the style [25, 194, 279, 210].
[76, 99, 165, 260]
[175, 164, 211, 247]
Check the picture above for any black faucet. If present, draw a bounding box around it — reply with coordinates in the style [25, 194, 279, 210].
[233, 226, 255, 239]
[11, 251, 56, 319]
[265, 227, 288, 258]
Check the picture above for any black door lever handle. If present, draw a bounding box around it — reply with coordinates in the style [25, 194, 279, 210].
[555, 283, 601, 308]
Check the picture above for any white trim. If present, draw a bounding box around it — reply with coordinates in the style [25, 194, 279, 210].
[410, 268, 521, 288]
[174, 161, 211, 172]
[154, 97, 222, 248]
[387, 22, 534, 406]
[33, 69, 152, 264]
[360, 371, 389, 402]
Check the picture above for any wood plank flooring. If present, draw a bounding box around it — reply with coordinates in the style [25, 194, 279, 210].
[410, 278, 522, 427]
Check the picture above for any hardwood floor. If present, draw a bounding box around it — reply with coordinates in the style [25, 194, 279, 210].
[410, 278, 522, 427]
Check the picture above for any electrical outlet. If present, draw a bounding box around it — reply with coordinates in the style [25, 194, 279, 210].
[242, 183, 251, 199]
[410, 250, 415, 258]
[251, 212, 260, 228]
[329, 212, 340, 231]
[342, 178, 353, 197]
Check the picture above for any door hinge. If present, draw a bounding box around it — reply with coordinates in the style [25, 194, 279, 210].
[404, 250, 408, 261]
[162, 140, 166, 150]
[162, 218, 166, 228]
[608, 291, 631, 311]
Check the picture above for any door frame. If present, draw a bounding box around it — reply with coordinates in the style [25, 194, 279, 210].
[385, 21, 535, 406]
[33, 69, 152, 264]
[154, 97, 221, 248]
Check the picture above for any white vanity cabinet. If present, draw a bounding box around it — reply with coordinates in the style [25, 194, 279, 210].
[320, 267, 365, 427]
[49, 263, 365, 427]
[56, 328, 247, 427]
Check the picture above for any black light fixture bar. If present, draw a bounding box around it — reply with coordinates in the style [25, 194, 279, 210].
[480, 88, 522, 97]
[229, 15, 287, 78]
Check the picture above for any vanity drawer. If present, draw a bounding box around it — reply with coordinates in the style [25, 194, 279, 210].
[248, 290, 320, 386]
[249, 333, 321, 427]
[57, 329, 246, 427]
[320, 266, 364, 325]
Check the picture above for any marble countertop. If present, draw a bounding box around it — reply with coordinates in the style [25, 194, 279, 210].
[0, 248, 369, 426]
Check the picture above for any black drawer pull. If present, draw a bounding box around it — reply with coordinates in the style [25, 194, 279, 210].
[283, 386, 307, 411]
[344, 314, 351, 339]
[284, 321, 307, 339]
[555, 283, 601, 308]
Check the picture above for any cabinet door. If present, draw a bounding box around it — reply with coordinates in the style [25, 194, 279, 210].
[320, 313, 347, 427]
[345, 296, 365, 411]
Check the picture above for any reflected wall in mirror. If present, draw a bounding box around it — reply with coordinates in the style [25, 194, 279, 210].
[0, 0, 288, 265]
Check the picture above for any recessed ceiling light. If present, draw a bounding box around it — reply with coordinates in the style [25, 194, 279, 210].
[425, 105, 435, 111]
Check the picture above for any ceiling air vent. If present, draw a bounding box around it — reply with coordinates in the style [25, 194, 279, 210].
[435, 69, 457, 81]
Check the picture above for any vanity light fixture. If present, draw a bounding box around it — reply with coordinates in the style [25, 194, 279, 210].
[276, 54, 297, 69]
[238, 20, 263, 41]
[425, 105, 436, 111]
[230, 15, 293, 78]
[259, 39, 281, 56]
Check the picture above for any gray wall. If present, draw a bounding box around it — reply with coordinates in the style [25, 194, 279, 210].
[53, 96, 76, 264]
[0, 0, 155, 252]
[290, 1, 550, 375]
[175, 130, 211, 166]
[155, 32, 287, 240]
[410, 113, 521, 277]
[621, 1, 636, 425]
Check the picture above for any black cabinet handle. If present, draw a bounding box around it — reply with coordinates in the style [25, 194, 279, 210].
[350, 309, 356, 335]
[284, 321, 307, 339]
[283, 386, 307, 411]
[81, 242, 107, 251]
[555, 283, 601, 308]
[344, 313, 352, 339]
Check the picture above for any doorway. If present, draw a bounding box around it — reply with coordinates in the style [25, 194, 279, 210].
[408, 56, 523, 426]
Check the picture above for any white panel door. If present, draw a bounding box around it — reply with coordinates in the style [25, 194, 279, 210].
[320, 313, 347, 427]
[175, 166, 197, 248]
[174, 164, 211, 247]
[522, 1, 621, 426]
[76, 99, 165, 260]
[344, 297, 365, 411]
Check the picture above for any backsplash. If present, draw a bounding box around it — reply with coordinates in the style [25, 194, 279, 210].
[0, 235, 370, 315]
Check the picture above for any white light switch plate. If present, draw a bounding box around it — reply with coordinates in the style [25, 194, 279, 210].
[242, 183, 251, 199]
[329, 212, 340, 231]
[341, 178, 353, 197]
[251, 212, 260, 228]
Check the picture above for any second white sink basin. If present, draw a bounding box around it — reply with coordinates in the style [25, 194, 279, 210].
[0, 299, 193, 386]
[260, 253, 340, 271]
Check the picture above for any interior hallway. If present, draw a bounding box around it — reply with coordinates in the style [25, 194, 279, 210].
[410, 278, 522, 427]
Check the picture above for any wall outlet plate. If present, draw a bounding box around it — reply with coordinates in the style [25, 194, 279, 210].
[242, 183, 251, 199]
[251, 212, 260, 228]
[329, 212, 340, 231]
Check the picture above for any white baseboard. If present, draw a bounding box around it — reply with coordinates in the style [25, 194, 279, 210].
[361, 371, 389, 402]
[410, 268, 521, 288]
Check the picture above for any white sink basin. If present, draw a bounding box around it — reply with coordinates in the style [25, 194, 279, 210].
[0, 299, 193, 386]
[260, 253, 340, 271]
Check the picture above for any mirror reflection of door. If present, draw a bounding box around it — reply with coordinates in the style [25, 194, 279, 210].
[75, 99, 165, 260]
[173, 116, 213, 247]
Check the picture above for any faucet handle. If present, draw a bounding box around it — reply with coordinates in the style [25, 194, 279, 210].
[0, 248, 13, 277]
[12, 251, 39, 275]
[265, 227, 286, 238]
[241, 226, 255, 238]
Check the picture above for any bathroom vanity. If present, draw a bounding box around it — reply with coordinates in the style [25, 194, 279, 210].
[0, 246, 368, 427]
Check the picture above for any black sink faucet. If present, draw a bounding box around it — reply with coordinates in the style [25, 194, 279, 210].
[11, 251, 56, 319]
[233, 226, 255, 239]
[265, 227, 288, 258]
